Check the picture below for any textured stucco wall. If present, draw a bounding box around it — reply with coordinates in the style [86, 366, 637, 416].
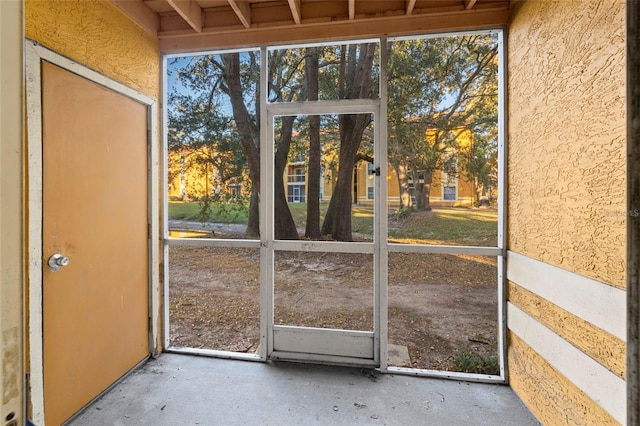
[508, 0, 626, 289]
[25, 0, 159, 98]
[1, 2, 25, 424]
[508, 332, 620, 425]
[507, 1, 627, 424]
[509, 281, 625, 378]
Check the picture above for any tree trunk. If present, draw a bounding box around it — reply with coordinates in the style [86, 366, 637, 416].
[246, 184, 260, 237]
[321, 113, 370, 241]
[414, 170, 432, 212]
[274, 116, 299, 240]
[305, 48, 321, 239]
[220, 53, 261, 236]
[321, 43, 377, 241]
[321, 145, 356, 241]
[397, 162, 412, 209]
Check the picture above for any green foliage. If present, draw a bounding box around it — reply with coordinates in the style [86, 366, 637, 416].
[450, 351, 499, 375]
[169, 199, 249, 224]
[392, 207, 412, 221]
[214, 195, 249, 223]
[167, 53, 258, 203]
[387, 35, 499, 209]
[197, 195, 214, 222]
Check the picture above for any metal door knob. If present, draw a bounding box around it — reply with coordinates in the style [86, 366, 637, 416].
[48, 253, 70, 272]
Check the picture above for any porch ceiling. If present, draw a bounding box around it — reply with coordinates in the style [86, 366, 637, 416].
[109, 0, 510, 52]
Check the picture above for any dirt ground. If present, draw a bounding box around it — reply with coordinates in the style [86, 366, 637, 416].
[169, 242, 499, 374]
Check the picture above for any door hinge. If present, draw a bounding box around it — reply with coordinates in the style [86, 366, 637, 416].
[369, 167, 380, 176]
[148, 224, 152, 239]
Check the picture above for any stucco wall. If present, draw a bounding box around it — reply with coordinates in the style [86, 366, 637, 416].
[508, 0, 626, 289]
[25, 0, 159, 98]
[1, 2, 25, 424]
[507, 1, 627, 424]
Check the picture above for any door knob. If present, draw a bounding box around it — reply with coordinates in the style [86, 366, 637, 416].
[48, 253, 70, 272]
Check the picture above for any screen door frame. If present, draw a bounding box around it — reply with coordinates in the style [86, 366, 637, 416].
[263, 99, 385, 367]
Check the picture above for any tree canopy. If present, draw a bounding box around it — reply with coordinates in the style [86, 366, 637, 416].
[167, 33, 499, 240]
[387, 34, 499, 210]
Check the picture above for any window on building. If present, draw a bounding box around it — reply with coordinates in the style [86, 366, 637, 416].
[288, 167, 306, 203]
[366, 162, 375, 200]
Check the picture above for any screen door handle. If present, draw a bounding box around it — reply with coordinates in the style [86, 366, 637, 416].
[48, 253, 70, 272]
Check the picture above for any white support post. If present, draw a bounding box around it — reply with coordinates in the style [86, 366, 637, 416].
[260, 46, 272, 361]
[497, 28, 508, 383]
[378, 36, 389, 372]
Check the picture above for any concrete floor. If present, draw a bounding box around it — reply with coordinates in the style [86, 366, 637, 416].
[68, 353, 540, 426]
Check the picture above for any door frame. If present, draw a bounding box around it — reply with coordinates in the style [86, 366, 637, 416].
[25, 41, 160, 425]
[263, 99, 384, 367]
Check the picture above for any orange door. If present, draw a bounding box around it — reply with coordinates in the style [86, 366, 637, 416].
[42, 62, 150, 425]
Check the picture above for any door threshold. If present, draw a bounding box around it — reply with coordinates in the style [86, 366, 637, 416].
[165, 346, 263, 362]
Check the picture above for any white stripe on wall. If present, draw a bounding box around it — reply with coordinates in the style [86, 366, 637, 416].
[508, 303, 626, 425]
[506, 251, 626, 341]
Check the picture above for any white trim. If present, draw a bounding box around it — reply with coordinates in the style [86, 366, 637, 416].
[259, 46, 271, 361]
[378, 34, 390, 372]
[386, 366, 505, 383]
[273, 240, 374, 253]
[148, 76, 161, 357]
[273, 326, 374, 358]
[163, 46, 260, 60]
[496, 29, 508, 382]
[165, 346, 262, 361]
[507, 251, 627, 341]
[162, 54, 171, 349]
[166, 238, 261, 248]
[25, 41, 159, 425]
[266, 38, 381, 52]
[267, 99, 380, 116]
[508, 303, 626, 425]
[269, 351, 378, 367]
[25, 40, 45, 425]
[497, 255, 506, 379]
[497, 30, 506, 254]
[26, 42, 155, 104]
[388, 28, 502, 43]
[388, 243, 501, 256]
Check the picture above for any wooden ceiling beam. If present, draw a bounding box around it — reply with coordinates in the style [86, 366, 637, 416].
[159, 6, 510, 52]
[110, 0, 160, 35]
[229, 0, 252, 28]
[406, 0, 417, 15]
[166, 0, 203, 32]
[348, 0, 355, 20]
[288, 0, 302, 24]
[464, 0, 479, 9]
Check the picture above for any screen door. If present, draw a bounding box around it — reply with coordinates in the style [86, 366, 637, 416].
[265, 103, 382, 366]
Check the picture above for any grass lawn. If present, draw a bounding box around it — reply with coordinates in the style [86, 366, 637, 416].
[168, 201, 249, 223]
[168, 201, 497, 245]
[389, 208, 498, 246]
